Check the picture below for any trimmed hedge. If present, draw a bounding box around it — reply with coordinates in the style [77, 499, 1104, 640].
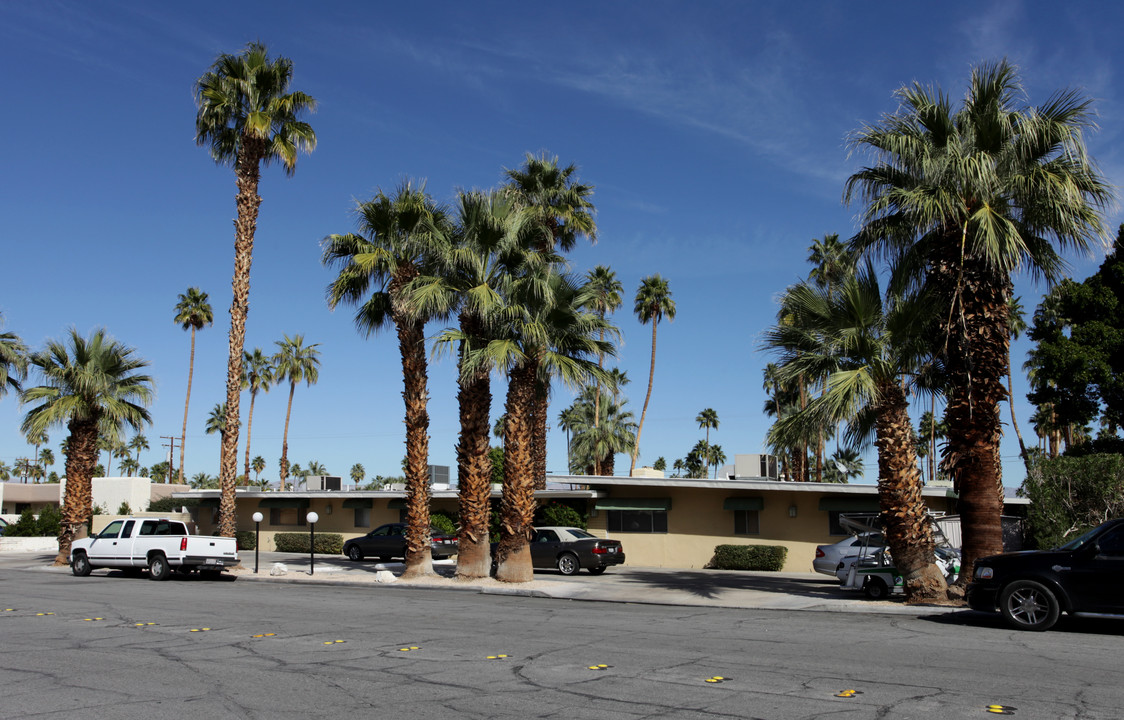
[236, 530, 256, 551]
[711, 544, 787, 571]
[274, 532, 344, 554]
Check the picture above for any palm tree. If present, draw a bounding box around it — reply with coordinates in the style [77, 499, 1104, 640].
[195, 42, 317, 537]
[696, 408, 719, 476]
[252, 455, 266, 484]
[585, 265, 623, 437]
[845, 60, 1112, 581]
[468, 269, 612, 582]
[323, 182, 443, 580]
[424, 189, 534, 579]
[128, 433, 149, 474]
[630, 275, 676, 476]
[271, 334, 320, 492]
[564, 386, 637, 476]
[241, 348, 274, 483]
[39, 448, 55, 476]
[24, 428, 48, 479]
[0, 313, 28, 400]
[504, 154, 598, 487]
[765, 268, 948, 602]
[173, 287, 213, 485]
[204, 402, 235, 475]
[0, 461, 9, 481]
[306, 460, 327, 476]
[707, 444, 727, 479]
[20, 329, 153, 564]
[824, 447, 864, 484]
[350, 463, 365, 487]
[1006, 297, 1032, 476]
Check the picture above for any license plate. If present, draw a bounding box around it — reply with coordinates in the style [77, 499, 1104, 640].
[205, 559, 223, 566]
[607, 547, 617, 553]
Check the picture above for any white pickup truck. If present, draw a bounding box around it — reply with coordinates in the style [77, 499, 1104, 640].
[69, 517, 239, 580]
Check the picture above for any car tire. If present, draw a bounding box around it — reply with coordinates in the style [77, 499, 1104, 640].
[347, 545, 364, 561]
[587, 566, 607, 575]
[999, 580, 1060, 631]
[148, 553, 171, 581]
[863, 577, 889, 600]
[71, 552, 92, 577]
[557, 553, 580, 576]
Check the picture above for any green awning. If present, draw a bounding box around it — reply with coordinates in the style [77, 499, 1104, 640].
[388, 499, 407, 510]
[342, 498, 372, 509]
[196, 497, 220, 507]
[818, 496, 879, 512]
[257, 498, 310, 509]
[594, 498, 672, 511]
[723, 497, 764, 511]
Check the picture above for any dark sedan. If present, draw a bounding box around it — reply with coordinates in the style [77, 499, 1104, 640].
[343, 523, 458, 562]
[530, 526, 625, 575]
[967, 518, 1124, 631]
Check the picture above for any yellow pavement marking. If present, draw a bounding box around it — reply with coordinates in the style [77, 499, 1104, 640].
[985, 706, 1017, 715]
[133, 622, 156, 626]
[587, 664, 611, 670]
[82, 618, 105, 621]
[835, 689, 862, 698]
[486, 654, 511, 660]
[398, 645, 421, 651]
[323, 640, 346, 645]
[3, 609, 14, 612]
[35, 612, 55, 616]
[704, 676, 730, 684]
[189, 628, 213, 632]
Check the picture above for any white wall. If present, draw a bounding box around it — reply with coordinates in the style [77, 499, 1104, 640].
[92, 477, 152, 514]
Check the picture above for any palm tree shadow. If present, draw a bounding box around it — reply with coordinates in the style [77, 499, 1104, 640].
[612, 569, 846, 601]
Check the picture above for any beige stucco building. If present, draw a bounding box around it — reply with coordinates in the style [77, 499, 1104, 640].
[176, 475, 1028, 573]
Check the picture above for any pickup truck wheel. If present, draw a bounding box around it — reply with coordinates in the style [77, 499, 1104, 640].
[557, 553, 580, 576]
[71, 552, 92, 577]
[587, 566, 607, 575]
[347, 545, 364, 561]
[1000, 580, 1060, 631]
[148, 554, 171, 581]
[863, 577, 889, 600]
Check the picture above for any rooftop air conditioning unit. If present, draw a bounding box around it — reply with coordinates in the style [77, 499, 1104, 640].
[305, 475, 342, 491]
[733, 454, 779, 480]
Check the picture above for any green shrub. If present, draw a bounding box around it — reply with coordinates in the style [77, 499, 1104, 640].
[273, 532, 343, 554]
[1022, 453, 1124, 549]
[539, 501, 586, 529]
[117, 501, 132, 515]
[235, 530, 256, 551]
[36, 505, 61, 536]
[430, 510, 458, 536]
[3, 506, 63, 537]
[710, 544, 788, 571]
[147, 496, 198, 512]
[3, 509, 40, 537]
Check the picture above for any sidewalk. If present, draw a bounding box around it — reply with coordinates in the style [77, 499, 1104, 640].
[12, 548, 965, 617]
[127, 550, 971, 611]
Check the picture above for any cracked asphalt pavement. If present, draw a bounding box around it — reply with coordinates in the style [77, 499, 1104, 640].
[3, 560, 1124, 719]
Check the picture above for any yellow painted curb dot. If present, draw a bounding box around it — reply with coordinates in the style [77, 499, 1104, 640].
[335, 640, 345, 644]
[705, 679, 720, 683]
[253, 635, 264, 638]
[410, 646, 419, 649]
[264, 633, 275, 636]
[202, 628, 211, 631]
[3, 609, 14, 612]
[190, 629, 200, 632]
[324, 641, 334, 645]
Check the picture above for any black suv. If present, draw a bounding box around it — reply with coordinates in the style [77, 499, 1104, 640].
[967, 518, 1124, 631]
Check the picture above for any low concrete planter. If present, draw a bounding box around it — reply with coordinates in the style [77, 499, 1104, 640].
[0, 537, 58, 553]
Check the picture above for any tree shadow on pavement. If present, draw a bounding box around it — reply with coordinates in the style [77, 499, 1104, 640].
[611, 569, 848, 601]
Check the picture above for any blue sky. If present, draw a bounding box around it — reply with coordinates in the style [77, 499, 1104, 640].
[2, 1, 1121, 487]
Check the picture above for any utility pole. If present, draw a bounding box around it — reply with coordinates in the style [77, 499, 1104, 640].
[160, 436, 179, 484]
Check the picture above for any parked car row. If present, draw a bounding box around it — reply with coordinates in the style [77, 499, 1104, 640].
[342, 524, 625, 576]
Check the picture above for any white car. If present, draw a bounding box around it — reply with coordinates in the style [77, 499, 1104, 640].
[813, 532, 884, 575]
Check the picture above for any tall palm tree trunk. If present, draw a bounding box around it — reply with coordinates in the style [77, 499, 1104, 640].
[243, 389, 257, 485]
[399, 317, 434, 579]
[1006, 365, 1032, 477]
[630, 320, 658, 476]
[279, 382, 295, 491]
[532, 377, 549, 490]
[496, 362, 537, 582]
[218, 144, 264, 537]
[874, 384, 948, 602]
[455, 316, 493, 580]
[179, 326, 197, 485]
[933, 250, 1008, 586]
[55, 417, 99, 565]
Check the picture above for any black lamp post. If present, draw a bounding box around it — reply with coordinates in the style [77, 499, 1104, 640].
[306, 511, 319, 575]
[251, 512, 263, 573]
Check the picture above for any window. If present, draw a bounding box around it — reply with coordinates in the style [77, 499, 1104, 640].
[269, 508, 305, 526]
[734, 510, 759, 535]
[121, 520, 135, 537]
[1097, 527, 1124, 557]
[607, 509, 667, 533]
[535, 529, 559, 543]
[828, 511, 849, 536]
[354, 508, 371, 528]
[98, 520, 125, 539]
